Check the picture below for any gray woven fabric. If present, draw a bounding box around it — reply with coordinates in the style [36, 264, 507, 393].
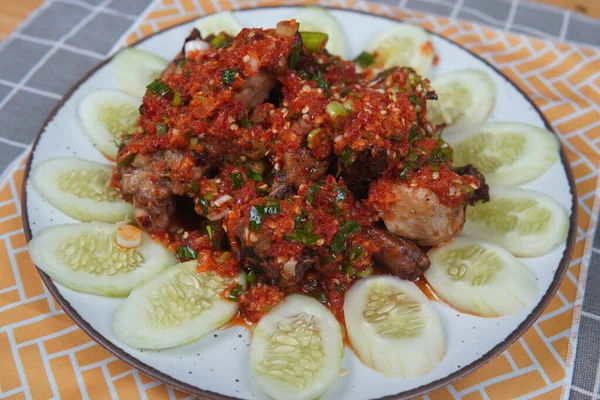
[0, 0, 598, 398]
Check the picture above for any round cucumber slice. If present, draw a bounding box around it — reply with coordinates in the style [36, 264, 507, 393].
[31, 157, 133, 223]
[28, 222, 177, 297]
[463, 185, 569, 257]
[366, 23, 434, 76]
[79, 90, 140, 160]
[448, 122, 559, 186]
[292, 7, 346, 56]
[114, 261, 246, 349]
[427, 69, 496, 133]
[193, 11, 244, 38]
[250, 294, 343, 400]
[426, 237, 537, 317]
[113, 48, 169, 99]
[344, 276, 445, 378]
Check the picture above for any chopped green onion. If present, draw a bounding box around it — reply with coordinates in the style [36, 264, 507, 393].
[331, 220, 360, 255]
[408, 95, 419, 105]
[408, 152, 419, 161]
[206, 222, 214, 241]
[307, 128, 320, 149]
[171, 91, 181, 106]
[284, 231, 320, 245]
[341, 147, 353, 168]
[211, 33, 233, 49]
[247, 270, 258, 285]
[177, 245, 198, 260]
[215, 251, 232, 263]
[189, 137, 199, 149]
[300, 31, 329, 53]
[231, 172, 243, 189]
[156, 122, 168, 137]
[343, 247, 364, 277]
[221, 68, 237, 85]
[249, 199, 280, 232]
[356, 265, 373, 278]
[326, 101, 349, 120]
[354, 51, 375, 68]
[305, 183, 323, 204]
[146, 80, 171, 96]
[227, 284, 244, 301]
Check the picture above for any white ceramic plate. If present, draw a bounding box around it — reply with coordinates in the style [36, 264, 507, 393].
[22, 6, 577, 400]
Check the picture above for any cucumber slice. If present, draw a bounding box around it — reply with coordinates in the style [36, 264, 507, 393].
[463, 185, 569, 257]
[113, 48, 169, 99]
[344, 276, 445, 378]
[292, 7, 346, 56]
[193, 11, 243, 38]
[79, 90, 140, 160]
[250, 294, 343, 400]
[427, 69, 496, 133]
[426, 238, 537, 317]
[114, 261, 246, 349]
[366, 23, 434, 76]
[31, 157, 133, 223]
[448, 122, 559, 186]
[28, 222, 177, 297]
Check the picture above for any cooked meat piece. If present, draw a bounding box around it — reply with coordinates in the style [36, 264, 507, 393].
[119, 150, 210, 231]
[454, 164, 490, 205]
[375, 181, 466, 246]
[283, 147, 330, 187]
[369, 227, 430, 280]
[341, 148, 391, 198]
[235, 70, 276, 110]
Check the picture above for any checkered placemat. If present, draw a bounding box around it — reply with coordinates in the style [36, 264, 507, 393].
[0, 0, 599, 399]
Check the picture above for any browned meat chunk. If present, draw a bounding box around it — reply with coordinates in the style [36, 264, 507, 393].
[369, 227, 430, 280]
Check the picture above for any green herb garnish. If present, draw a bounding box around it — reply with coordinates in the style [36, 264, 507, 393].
[331, 220, 360, 255]
[305, 183, 323, 205]
[231, 172, 243, 189]
[177, 245, 198, 260]
[284, 231, 320, 246]
[227, 284, 244, 301]
[221, 68, 237, 85]
[341, 147, 353, 168]
[249, 199, 280, 232]
[246, 168, 263, 182]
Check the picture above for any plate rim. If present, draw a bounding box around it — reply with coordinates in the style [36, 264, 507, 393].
[20, 5, 579, 400]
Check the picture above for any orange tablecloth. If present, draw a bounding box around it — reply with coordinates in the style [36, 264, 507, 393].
[1, 0, 599, 399]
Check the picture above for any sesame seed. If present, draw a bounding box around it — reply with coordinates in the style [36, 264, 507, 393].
[242, 55, 250, 63]
[380, 110, 387, 115]
[249, 233, 258, 243]
[302, 106, 310, 113]
[230, 124, 239, 131]
[183, 231, 189, 239]
[432, 172, 439, 180]
[316, 239, 324, 246]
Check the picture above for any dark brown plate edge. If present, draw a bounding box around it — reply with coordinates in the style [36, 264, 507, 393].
[20, 5, 578, 400]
